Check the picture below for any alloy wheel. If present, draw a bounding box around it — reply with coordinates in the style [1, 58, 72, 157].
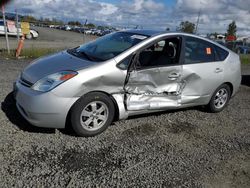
[80, 101, 109, 131]
[214, 88, 228, 109]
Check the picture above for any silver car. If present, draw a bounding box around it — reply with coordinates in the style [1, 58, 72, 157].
[14, 30, 241, 137]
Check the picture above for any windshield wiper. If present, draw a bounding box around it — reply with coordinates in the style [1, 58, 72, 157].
[79, 51, 94, 61]
[67, 49, 94, 61]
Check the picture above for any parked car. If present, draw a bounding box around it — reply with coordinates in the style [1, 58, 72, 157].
[0, 20, 39, 39]
[76, 28, 86, 33]
[0, 20, 22, 37]
[226, 41, 250, 54]
[61, 25, 71, 31]
[98, 30, 109, 36]
[84, 29, 92, 34]
[14, 30, 241, 137]
[235, 43, 250, 54]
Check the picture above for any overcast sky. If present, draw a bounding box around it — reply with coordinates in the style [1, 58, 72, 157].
[5, 0, 250, 35]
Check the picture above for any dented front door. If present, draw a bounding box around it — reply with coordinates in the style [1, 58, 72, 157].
[125, 66, 182, 111]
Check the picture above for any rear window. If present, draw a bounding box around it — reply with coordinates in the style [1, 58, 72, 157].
[214, 46, 229, 61]
[0, 21, 4, 26]
[185, 37, 216, 64]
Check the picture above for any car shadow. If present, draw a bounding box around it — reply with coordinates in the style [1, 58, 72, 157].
[127, 106, 207, 121]
[1, 92, 56, 134]
[241, 75, 250, 87]
[0, 92, 102, 137]
[1, 92, 79, 136]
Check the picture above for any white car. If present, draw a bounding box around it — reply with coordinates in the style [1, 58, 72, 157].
[0, 20, 39, 39]
[84, 29, 92, 34]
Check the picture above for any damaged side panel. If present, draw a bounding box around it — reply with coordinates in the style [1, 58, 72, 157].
[180, 63, 224, 105]
[125, 66, 183, 111]
[126, 94, 179, 111]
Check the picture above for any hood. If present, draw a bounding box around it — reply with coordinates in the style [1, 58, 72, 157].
[21, 51, 97, 84]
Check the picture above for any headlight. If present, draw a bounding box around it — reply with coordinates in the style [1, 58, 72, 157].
[32, 71, 78, 92]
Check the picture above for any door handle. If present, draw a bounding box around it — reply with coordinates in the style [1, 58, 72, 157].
[168, 72, 180, 80]
[215, 68, 223, 73]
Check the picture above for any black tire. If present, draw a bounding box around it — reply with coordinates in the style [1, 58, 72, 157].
[207, 84, 231, 113]
[70, 92, 115, 137]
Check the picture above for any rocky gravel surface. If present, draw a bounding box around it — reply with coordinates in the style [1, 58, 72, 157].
[0, 58, 250, 187]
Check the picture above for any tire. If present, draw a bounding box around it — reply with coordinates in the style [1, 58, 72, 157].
[70, 92, 115, 137]
[207, 84, 231, 113]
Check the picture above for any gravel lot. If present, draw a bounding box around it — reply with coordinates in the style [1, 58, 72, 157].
[0, 27, 96, 49]
[0, 58, 250, 187]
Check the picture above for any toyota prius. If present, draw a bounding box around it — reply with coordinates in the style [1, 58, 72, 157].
[14, 30, 241, 137]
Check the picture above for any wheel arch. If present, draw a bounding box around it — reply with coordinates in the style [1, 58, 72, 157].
[65, 91, 120, 129]
[223, 82, 233, 96]
[207, 82, 234, 105]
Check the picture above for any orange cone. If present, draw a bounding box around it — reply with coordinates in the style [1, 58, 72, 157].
[16, 35, 25, 58]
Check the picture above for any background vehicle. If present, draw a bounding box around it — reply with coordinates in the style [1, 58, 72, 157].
[235, 43, 250, 54]
[226, 40, 250, 54]
[0, 20, 39, 39]
[14, 31, 241, 137]
[84, 29, 92, 34]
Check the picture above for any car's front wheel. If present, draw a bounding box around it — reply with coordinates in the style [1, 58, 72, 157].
[70, 92, 115, 137]
[207, 84, 231, 113]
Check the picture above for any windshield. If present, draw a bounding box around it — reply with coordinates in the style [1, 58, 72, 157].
[68, 32, 148, 62]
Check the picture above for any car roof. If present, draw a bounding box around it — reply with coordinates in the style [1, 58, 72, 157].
[122, 29, 231, 52]
[122, 29, 164, 37]
[122, 29, 201, 38]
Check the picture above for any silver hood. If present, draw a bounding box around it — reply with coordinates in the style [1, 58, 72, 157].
[21, 51, 96, 84]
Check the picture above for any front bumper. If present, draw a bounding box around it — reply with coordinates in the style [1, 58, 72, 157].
[14, 81, 79, 129]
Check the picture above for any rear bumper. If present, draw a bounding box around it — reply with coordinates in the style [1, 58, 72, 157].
[15, 81, 78, 128]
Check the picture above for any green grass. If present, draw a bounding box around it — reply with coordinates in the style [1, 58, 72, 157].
[240, 54, 250, 64]
[20, 48, 63, 58]
[0, 48, 63, 59]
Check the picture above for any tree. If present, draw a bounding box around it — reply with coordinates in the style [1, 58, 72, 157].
[97, 25, 105, 30]
[227, 21, 237, 36]
[68, 21, 82, 26]
[22, 15, 37, 23]
[52, 18, 63, 25]
[179, 21, 195, 34]
[85, 23, 95, 28]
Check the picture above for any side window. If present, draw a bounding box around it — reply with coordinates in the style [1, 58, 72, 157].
[185, 37, 216, 64]
[117, 55, 133, 70]
[137, 37, 181, 68]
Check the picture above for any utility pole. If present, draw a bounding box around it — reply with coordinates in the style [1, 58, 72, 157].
[195, 8, 201, 34]
[16, 9, 20, 43]
[2, 5, 10, 54]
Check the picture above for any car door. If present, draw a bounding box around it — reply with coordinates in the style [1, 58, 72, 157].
[124, 36, 184, 111]
[181, 36, 224, 105]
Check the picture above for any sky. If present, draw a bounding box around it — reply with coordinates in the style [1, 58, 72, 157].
[4, 0, 250, 35]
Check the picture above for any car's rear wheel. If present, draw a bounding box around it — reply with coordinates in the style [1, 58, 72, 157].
[207, 84, 231, 113]
[70, 92, 115, 137]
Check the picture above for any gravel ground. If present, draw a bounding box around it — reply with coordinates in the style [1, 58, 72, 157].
[0, 58, 250, 187]
[0, 27, 96, 49]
